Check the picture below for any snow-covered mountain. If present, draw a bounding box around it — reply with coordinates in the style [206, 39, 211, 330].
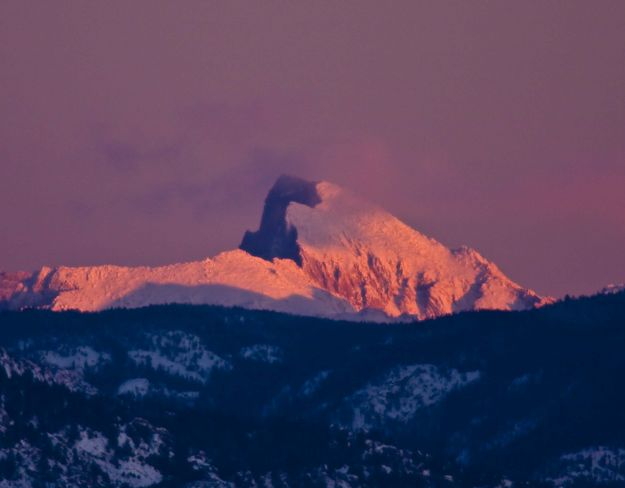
[0, 175, 549, 320]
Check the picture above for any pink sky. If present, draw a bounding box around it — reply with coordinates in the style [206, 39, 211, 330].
[1, 1, 624, 297]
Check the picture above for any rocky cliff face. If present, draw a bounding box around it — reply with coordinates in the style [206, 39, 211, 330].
[240, 175, 321, 265]
[1, 176, 548, 320]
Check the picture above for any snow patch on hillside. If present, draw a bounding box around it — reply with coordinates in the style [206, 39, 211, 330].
[346, 364, 481, 430]
[0, 440, 39, 487]
[239, 344, 283, 364]
[0, 395, 8, 434]
[300, 370, 331, 397]
[118, 378, 150, 397]
[1, 348, 97, 394]
[0, 421, 169, 488]
[42, 346, 111, 371]
[549, 446, 625, 486]
[74, 424, 166, 487]
[128, 331, 230, 383]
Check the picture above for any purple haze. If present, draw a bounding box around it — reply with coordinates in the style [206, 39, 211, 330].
[1, 1, 624, 297]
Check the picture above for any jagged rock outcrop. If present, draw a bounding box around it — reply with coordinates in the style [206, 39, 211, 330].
[0, 175, 549, 320]
[240, 175, 321, 264]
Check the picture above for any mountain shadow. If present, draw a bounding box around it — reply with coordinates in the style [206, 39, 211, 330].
[106, 281, 352, 317]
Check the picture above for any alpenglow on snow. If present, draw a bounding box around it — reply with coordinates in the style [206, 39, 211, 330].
[0, 175, 550, 320]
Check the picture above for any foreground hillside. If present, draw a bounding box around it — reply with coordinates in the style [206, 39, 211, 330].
[1, 291, 624, 487]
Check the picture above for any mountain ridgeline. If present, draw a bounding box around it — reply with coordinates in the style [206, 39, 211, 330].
[1, 290, 625, 487]
[0, 175, 549, 320]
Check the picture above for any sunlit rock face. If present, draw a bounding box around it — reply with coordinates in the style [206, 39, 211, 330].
[0, 175, 549, 320]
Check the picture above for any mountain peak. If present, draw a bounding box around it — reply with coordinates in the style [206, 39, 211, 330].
[239, 176, 546, 318]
